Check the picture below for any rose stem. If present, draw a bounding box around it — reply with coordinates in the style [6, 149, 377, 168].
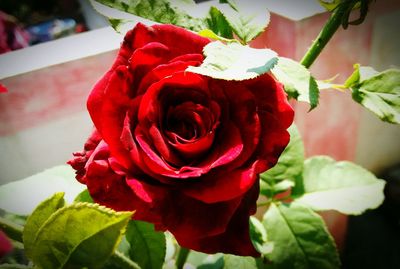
[0, 216, 23, 242]
[300, 1, 355, 68]
[176, 247, 191, 269]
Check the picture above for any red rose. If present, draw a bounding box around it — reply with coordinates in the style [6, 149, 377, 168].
[69, 23, 293, 256]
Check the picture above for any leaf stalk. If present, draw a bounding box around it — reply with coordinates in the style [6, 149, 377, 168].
[176, 247, 190, 269]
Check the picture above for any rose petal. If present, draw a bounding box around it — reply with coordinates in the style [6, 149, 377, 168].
[134, 120, 243, 180]
[124, 23, 209, 58]
[128, 42, 171, 95]
[162, 192, 242, 239]
[138, 71, 210, 124]
[87, 70, 113, 134]
[183, 161, 259, 203]
[137, 59, 202, 95]
[99, 66, 135, 169]
[254, 112, 291, 174]
[246, 74, 294, 129]
[149, 124, 184, 166]
[213, 80, 261, 169]
[176, 183, 260, 256]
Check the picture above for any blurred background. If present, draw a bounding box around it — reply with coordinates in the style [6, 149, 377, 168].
[0, 0, 108, 54]
[0, 0, 399, 268]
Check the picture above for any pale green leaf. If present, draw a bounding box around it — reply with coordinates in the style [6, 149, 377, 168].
[318, 0, 341, 11]
[23, 192, 65, 259]
[271, 57, 319, 109]
[187, 41, 277, 81]
[260, 125, 304, 198]
[126, 220, 166, 269]
[198, 29, 237, 43]
[351, 67, 400, 124]
[249, 216, 273, 255]
[211, 1, 270, 43]
[295, 156, 386, 215]
[186, 251, 223, 268]
[108, 18, 137, 35]
[205, 6, 234, 39]
[224, 254, 257, 269]
[0, 165, 85, 215]
[31, 203, 132, 269]
[263, 202, 340, 269]
[92, 0, 204, 31]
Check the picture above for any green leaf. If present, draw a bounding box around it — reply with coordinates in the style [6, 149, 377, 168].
[211, 1, 270, 43]
[295, 156, 386, 215]
[198, 29, 237, 43]
[318, 0, 341, 11]
[249, 216, 273, 255]
[350, 66, 400, 124]
[23, 192, 65, 259]
[187, 41, 277, 81]
[263, 202, 340, 269]
[0, 265, 32, 269]
[92, 0, 204, 31]
[186, 251, 223, 269]
[206, 6, 234, 39]
[30, 203, 132, 269]
[125, 220, 166, 269]
[260, 125, 304, 184]
[271, 57, 320, 109]
[108, 18, 136, 34]
[224, 254, 257, 269]
[0, 165, 85, 215]
[260, 125, 304, 198]
[74, 189, 94, 203]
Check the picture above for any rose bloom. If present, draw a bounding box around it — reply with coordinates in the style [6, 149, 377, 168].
[69, 23, 293, 256]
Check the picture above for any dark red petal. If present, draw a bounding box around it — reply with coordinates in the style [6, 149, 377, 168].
[171, 131, 215, 159]
[127, 23, 209, 56]
[138, 71, 210, 124]
[135, 127, 206, 179]
[246, 74, 294, 129]
[68, 128, 103, 183]
[135, 120, 243, 180]
[213, 80, 261, 169]
[128, 42, 171, 95]
[163, 192, 242, 239]
[177, 183, 260, 256]
[169, 53, 204, 63]
[183, 161, 258, 203]
[100, 66, 135, 169]
[149, 124, 184, 166]
[195, 120, 243, 170]
[137, 59, 202, 95]
[125, 175, 170, 227]
[87, 70, 113, 134]
[254, 112, 291, 174]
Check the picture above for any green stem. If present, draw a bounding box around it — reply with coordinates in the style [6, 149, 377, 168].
[0, 216, 23, 242]
[300, 1, 354, 68]
[108, 251, 141, 269]
[176, 247, 190, 269]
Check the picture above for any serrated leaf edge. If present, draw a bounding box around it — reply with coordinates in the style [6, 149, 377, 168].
[31, 202, 133, 269]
